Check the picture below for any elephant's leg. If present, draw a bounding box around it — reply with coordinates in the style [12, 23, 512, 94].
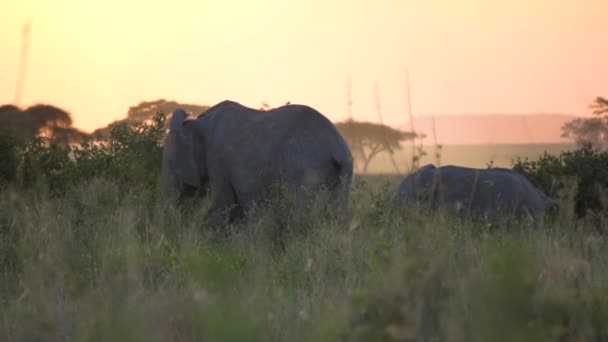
[177, 184, 199, 205]
[207, 179, 243, 226]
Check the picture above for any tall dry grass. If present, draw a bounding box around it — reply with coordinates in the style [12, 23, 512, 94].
[1, 175, 607, 341]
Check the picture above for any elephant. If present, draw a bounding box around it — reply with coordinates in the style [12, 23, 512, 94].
[161, 100, 354, 223]
[390, 164, 558, 228]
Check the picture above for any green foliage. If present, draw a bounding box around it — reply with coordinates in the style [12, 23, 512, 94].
[0, 128, 22, 188]
[19, 137, 73, 190]
[1, 112, 167, 193]
[82, 111, 166, 187]
[513, 144, 608, 218]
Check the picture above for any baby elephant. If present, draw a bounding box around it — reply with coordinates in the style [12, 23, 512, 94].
[390, 164, 558, 228]
[162, 100, 354, 223]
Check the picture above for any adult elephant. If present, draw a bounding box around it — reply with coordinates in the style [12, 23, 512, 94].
[390, 164, 558, 228]
[162, 100, 353, 223]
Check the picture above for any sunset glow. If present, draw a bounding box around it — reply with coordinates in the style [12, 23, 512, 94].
[1, 0, 607, 133]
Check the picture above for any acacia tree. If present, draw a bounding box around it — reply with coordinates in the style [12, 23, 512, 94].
[335, 120, 418, 173]
[92, 99, 211, 138]
[0, 103, 89, 145]
[562, 97, 608, 149]
[125, 99, 210, 122]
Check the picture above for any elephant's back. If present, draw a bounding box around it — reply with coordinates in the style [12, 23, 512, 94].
[202, 101, 351, 174]
[436, 165, 548, 213]
[262, 104, 344, 138]
[255, 105, 352, 186]
[245, 104, 350, 156]
[201, 101, 352, 206]
[201, 101, 343, 141]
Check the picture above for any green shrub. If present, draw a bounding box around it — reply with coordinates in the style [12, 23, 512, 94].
[19, 137, 73, 191]
[0, 128, 22, 189]
[5, 112, 167, 193]
[513, 145, 608, 218]
[98, 112, 166, 187]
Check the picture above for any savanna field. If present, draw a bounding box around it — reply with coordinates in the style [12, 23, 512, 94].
[1, 115, 608, 341]
[3, 0, 608, 339]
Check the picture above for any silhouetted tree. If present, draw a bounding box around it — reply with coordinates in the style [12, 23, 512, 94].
[562, 97, 608, 150]
[0, 103, 89, 145]
[335, 120, 418, 173]
[0, 105, 25, 134]
[50, 127, 91, 146]
[92, 99, 210, 138]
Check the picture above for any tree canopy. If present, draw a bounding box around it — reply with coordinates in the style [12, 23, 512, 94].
[562, 97, 608, 150]
[92, 99, 210, 138]
[0, 103, 88, 145]
[335, 120, 418, 173]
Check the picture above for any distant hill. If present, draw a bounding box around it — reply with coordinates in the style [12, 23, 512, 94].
[399, 113, 582, 145]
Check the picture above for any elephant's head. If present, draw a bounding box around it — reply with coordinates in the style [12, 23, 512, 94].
[161, 109, 207, 199]
[390, 164, 437, 209]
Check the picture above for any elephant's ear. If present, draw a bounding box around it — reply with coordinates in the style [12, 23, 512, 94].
[170, 109, 188, 131]
[180, 120, 201, 189]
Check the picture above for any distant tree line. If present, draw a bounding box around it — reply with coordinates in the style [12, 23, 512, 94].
[0, 99, 211, 147]
[1, 99, 421, 174]
[0, 104, 88, 145]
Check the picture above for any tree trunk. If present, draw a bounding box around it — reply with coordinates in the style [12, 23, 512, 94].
[362, 148, 383, 174]
[362, 157, 371, 174]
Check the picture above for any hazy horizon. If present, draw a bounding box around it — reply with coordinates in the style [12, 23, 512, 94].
[1, 0, 606, 134]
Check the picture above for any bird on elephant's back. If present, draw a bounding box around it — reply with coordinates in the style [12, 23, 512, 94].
[161, 100, 354, 224]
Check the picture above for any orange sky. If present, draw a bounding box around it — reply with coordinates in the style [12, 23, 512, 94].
[1, 0, 607, 132]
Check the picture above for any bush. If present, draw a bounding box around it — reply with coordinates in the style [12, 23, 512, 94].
[70, 111, 166, 189]
[0, 112, 167, 195]
[513, 145, 608, 218]
[19, 137, 73, 191]
[0, 128, 22, 188]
